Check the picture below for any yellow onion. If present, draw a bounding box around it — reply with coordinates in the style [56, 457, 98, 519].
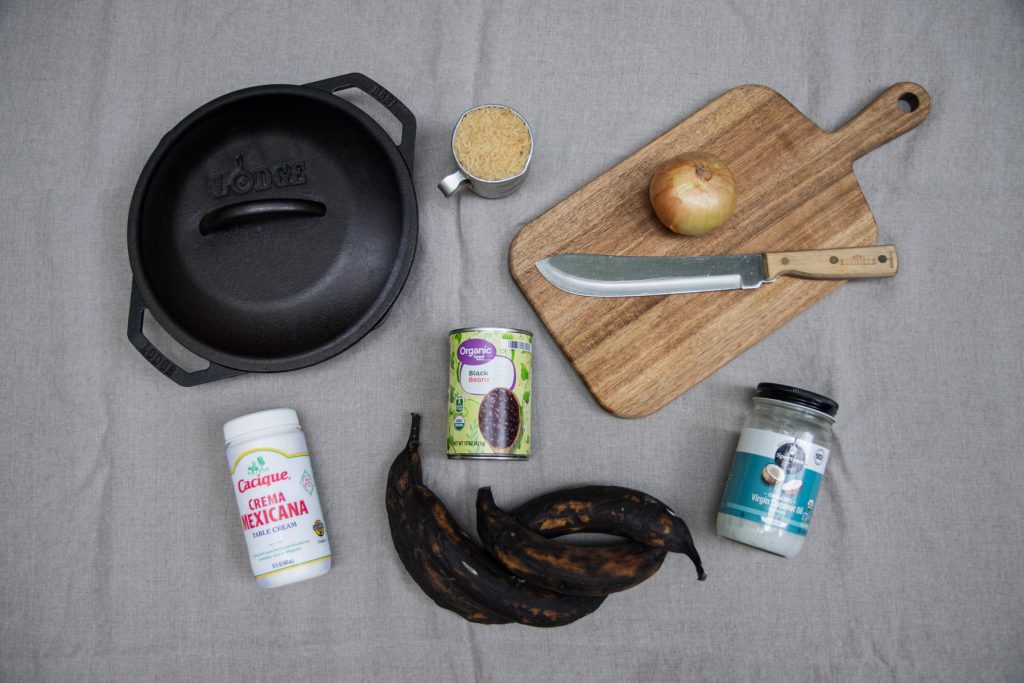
[649, 152, 736, 236]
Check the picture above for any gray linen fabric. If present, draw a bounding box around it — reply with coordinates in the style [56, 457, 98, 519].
[1, 1, 1022, 680]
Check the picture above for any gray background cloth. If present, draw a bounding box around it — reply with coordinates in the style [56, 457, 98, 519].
[2, 1, 1022, 681]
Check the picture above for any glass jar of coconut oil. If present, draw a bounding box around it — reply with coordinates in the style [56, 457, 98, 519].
[717, 383, 838, 557]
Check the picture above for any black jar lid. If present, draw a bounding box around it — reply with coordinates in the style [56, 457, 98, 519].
[755, 383, 839, 417]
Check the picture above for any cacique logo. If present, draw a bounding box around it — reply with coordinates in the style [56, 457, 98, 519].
[237, 470, 289, 493]
[212, 155, 308, 198]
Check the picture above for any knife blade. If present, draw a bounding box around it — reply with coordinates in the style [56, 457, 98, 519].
[535, 245, 898, 297]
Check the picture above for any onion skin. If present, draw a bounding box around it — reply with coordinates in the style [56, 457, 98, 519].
[649, 152, 736, 236]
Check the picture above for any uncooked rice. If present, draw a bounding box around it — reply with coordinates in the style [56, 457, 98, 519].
[453, 106, 531, 181]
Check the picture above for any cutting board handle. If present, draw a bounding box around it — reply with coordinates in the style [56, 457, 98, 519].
[832, 82, 930, 162]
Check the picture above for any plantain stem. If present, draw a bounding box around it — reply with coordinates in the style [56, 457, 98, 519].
[409, 413, 421, 443]
[691, 554, 707, 581]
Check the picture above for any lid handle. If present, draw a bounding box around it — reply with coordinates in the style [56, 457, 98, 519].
[199, 198, 326, 236]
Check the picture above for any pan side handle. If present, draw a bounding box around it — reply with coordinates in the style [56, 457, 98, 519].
[306, 73, 416, 173]
[127, 281, 245, 387]
[831, 82, 931, 162]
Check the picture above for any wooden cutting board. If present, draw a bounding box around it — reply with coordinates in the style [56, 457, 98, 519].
[509, 82, 930, 418]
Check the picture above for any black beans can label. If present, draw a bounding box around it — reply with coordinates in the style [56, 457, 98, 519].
[447, 327, 532, 459]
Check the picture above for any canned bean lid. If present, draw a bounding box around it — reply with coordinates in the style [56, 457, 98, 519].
[223, 408, 300, 445]
[449, 326, 533, 337]
[755, 383, 838, 417]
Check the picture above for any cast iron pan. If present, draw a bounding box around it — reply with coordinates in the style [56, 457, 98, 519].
[126, 73, 417, 386]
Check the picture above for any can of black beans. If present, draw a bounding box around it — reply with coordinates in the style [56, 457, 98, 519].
[447, 327, 533, 460]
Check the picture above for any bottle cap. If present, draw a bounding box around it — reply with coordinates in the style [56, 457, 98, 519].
[223, 408, 300, 445]
[755, 383, 838, 418]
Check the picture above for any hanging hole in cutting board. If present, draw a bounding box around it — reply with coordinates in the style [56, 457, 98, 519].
[897, 93, 920, 113]
[142, 312, 211, 373]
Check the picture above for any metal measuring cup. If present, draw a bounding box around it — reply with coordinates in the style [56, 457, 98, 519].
[438, 104, 533, 199]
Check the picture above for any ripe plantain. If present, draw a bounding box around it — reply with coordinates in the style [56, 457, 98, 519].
[409, 482, 606, 626]
[386, 414, 605, 627]
[512, 485, 707, 581]
[477, 487, 670, 597]
[386, 414, 511, 624]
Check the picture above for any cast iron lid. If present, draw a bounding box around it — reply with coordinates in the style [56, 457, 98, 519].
[126, 74, 417, 386]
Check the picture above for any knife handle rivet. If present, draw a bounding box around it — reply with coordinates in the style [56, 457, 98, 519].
[781, 257, 790, 265]
[878, 254, 887, 263]
[829, 256, 839, 264]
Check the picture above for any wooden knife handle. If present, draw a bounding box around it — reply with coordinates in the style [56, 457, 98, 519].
[765, 245, 899, 281]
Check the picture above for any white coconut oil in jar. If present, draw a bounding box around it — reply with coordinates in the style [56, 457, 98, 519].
[717, 383, 838, 558]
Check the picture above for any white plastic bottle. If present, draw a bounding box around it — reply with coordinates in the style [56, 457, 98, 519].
[717, 384, 838, 558]
[223, 409, 332, 587]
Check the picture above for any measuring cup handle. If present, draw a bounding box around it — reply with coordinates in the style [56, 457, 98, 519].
[438, 170, 470, 197]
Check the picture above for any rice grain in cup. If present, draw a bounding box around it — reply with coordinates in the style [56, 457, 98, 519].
[437, 105, 534, 199]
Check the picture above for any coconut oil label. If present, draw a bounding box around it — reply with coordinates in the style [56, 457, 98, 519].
[230, 449, 331, 578]
[447, 329, 532, 458]
[718, 428, 830, 536]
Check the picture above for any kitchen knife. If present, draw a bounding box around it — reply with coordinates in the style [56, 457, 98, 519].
[535, 245, 898, 297]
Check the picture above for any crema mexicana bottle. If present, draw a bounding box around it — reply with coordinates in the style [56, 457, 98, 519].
[223, 409, 331, 587]
[717, 383, 838, 558]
